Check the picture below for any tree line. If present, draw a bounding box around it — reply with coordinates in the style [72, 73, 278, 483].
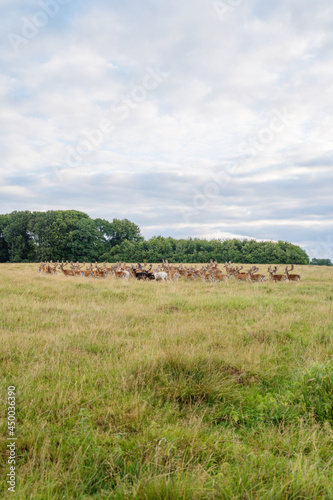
[309, 258, 332, 266]
[0, 210, 310, 264]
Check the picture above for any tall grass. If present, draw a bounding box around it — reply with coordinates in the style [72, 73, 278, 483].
[0, 264, 333, 498]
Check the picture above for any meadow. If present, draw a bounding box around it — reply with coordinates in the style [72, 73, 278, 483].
[0, 263, 333, 499]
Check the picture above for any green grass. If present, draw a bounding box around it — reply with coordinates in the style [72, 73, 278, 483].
[0, 263, 333, 499]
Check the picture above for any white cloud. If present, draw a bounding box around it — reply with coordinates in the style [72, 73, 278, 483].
[0, 0, 332, 259]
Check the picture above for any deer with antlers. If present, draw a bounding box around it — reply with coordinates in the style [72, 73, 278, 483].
[211, 268, 230, 285]
[91, 262, 109, 278]
[233, 265, 250, 282]
[248, 266, 266, 282]
[200, 265, 214, 282]
[285, 264, 301, 282]
[59, 262, 75, 277]
[80, 263, 94, 277]
[70, 262, 84, 276]
[268, 266, 287, 282]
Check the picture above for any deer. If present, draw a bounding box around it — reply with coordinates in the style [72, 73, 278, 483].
[248, 266, 266, 282]
[200, 265, 214, 282]
[154, 271, 168, 281]
[268, 266, 287, 282]
[114, 268, 126, 279]
[71, 262, 83, 276]
[111, 262, 131, 280]
[131, 264, 155, 280]
[233, 266, 250, 282]
[59, 262, 75, 276]
[285, 264, 301, 282]
[185, 266, 201, 280]
[211, 269, 230, 285]
[91, 263, 109, 278]
[43, 262, 59, 274]
[81, 263, 94, 277]
[178, 268, 187, 277]
[39, 262, 46, 273]
[144, 264, 155, 280]
[167, 269, 180, 281]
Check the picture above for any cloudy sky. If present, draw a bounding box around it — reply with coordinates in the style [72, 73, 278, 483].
[1, 0, 332, 259]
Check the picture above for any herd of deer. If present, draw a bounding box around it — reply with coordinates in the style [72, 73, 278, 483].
[38, 260, 301, 283]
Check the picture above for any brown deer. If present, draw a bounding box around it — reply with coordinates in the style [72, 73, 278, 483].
[268, 266, 286, 282]
[59, 263, 75, 276]
[211, 269, 230, 285]
[248, 266, 266, 282]
[233, 266, 250, 281]
[168, 269, 180, 282]
[285, 264, 301, 282]
[200, 265, 213, 282]
[39, 262, 46, 273]
[71, 262, 83, 276]
[81, 263, 94, 277]
[93, 263, 109, 278]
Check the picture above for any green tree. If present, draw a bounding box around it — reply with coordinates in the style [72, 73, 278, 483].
[95, 218, 143, 249]
[0, 214, 10, 262]
[70, 218, 103, 262]
[30, 210, 90, 261]
[3, 211, 35, 262]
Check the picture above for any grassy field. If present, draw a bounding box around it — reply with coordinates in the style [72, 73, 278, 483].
[1, 263, 333, 499]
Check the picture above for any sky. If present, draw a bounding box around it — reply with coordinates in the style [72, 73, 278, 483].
[1, 0, 332, 259]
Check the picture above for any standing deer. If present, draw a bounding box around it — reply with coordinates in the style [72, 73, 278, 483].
[248, 266, 266, 282]
[234, 266, 250, 281]
[268, 266, 287, 282]
[285, 265, 301, 282]
[59, 263, 75, 276]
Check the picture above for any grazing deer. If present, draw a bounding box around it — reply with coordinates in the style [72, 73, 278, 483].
[285, 265, 301, 282]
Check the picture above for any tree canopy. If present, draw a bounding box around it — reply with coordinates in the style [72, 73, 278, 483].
[0, 210, 310, 264]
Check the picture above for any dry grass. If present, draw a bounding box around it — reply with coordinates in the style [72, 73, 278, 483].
[0, 263, 333, 499]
